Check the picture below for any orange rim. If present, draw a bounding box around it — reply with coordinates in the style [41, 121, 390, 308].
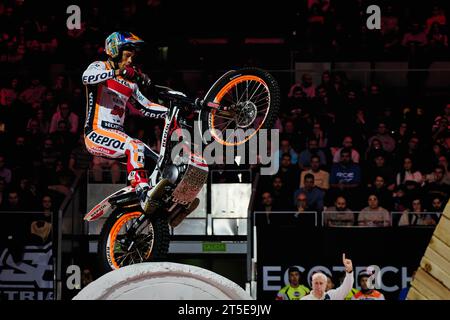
[211, 75, 270, 146]
[108, 211, 152, 269]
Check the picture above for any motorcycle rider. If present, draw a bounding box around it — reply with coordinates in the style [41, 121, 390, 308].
[82, 31, 167, 212]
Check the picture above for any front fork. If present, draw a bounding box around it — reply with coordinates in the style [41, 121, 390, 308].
[120, 212, 151, 250]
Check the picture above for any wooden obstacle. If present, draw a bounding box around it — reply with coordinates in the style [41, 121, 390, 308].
[407, 201, 450, 299]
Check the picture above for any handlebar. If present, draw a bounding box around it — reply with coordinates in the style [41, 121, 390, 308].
[152, 84, 221, 111]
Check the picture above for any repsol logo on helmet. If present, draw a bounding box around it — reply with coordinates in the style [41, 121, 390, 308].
[88, 132, 125, 150]
[83, 70, 114, 83]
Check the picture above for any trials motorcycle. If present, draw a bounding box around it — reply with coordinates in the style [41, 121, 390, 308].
[84, 68, 280, 272]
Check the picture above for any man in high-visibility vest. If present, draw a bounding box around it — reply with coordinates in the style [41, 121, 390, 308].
[276, 267, 310, 300]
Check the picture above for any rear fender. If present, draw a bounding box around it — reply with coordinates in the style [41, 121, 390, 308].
[84, 186, 135, 221]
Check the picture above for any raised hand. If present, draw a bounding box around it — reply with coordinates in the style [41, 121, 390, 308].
[342, 253, 353, 273]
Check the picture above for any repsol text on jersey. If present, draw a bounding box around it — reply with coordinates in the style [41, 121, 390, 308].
[83, 70, 115, 84]
[88, 131, 125, 150]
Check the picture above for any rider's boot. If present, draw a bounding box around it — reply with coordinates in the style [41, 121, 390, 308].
[128, 169, 153, 213]
[128, 169, 170, 214]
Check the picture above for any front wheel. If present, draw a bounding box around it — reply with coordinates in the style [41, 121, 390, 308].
[200, 68, 280, 146]
[98, 209, 170, 273]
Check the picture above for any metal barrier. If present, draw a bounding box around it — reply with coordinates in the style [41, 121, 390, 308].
[55, 170, 85, 300]
[322, 211, 442, 228]
[391, 211, 441, 227]
[253, 211, 319, 227]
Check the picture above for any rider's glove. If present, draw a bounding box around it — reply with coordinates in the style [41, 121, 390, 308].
[119, 66, 137, 81]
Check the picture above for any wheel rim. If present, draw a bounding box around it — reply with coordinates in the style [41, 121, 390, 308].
[107, 211, 155, 269]
[210, 75, 271, 146]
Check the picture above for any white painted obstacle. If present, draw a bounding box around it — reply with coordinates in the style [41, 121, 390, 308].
[73, 262, 253, 300]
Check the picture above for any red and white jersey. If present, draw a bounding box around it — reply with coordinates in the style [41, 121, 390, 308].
[82, 60, 167, 132]
[351, 290, 385, 300]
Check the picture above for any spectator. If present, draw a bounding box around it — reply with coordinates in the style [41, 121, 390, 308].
[430, 196, 445, 213]
[365, 138, 385, 163]
[293, 192, 319, 226]
[41, 90, 58, 117]
[323, 195, 354, 227]
[396, 156, 423, 186]
[39, 137, 61, 178]
[332, 136, 360, 164]
[255, 192, 281, 225]
[358, 194, 391, 227]
[48, 166, 73, 197]
[310, 122, 328, 148]
[432, 103, 450, 133]
[366, 175, 393, 211]
[41, 195, 54, 218]
[18, 77, 46, 106]
[393, 122, 411, 153]
[381, 5, 401, 57]
[364, 84, 385, 123]
[27, 108, 49, 134]
[300, 155, 329, 191]
[366, 152, 396, 191]
[438, 155, 450, 181]
[276, 267, 310, 300]
[427, 22, 448, 57]
[368, 122, 396, 154]
[326, 274, 335, 291]
[294, 173, 324, 212]
[399, 198, 436, 226]
[69, 134, 93, 174]
[298, 138, 327, 170]
[424, 165, 450, 200]
[270, 175, 292, 210]
[432, 113, 449, 142]
[0, 154, 12, 184]
[352, 271, 385, 300]
[16, 177, 38, 210]
[402, 22, 428, 49]
[49, 102, 79, 134]
[281, 120, 303, 153]
[279, 139, 299, 165]
[294, 192, 308, 213]
[330, 148, 361, 204]
[396, 136, 425, 170]
[277, 153, 300, 195]
[425, 5, 447, 33]
[295, 73, 316, 99]
[301, 254, 354, 300]
[430, 143, 447, 169]
[0, 190, 24, 211]
[91, 156, 122, 184]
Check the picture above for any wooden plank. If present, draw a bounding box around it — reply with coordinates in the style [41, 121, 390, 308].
[443, 199, 450, 220]
[428, 236, 450, 264]
[407, 286, 428, 300]
[410, 274, 441, 300]
[424, 246, 450, 280]
[413, 268, 450, 299]
[434, 215, 450, 246]
[420, 256, 450, 291]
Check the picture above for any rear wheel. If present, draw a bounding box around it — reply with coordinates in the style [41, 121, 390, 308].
[201, 68, 280, 146]
[98, 209, 170, 273]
